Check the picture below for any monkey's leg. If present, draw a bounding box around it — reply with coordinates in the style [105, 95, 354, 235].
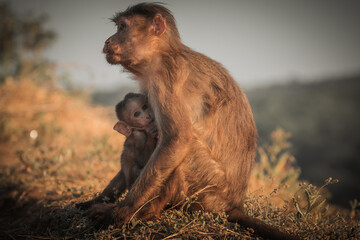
[76, 170, 126, 210]
[112, 167, 186, 225]
[127, 165, 143, 190]
[101, 170, 127, 201]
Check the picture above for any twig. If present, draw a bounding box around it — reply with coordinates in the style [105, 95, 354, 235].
[128, 195, 160, 224]
[161, 219, 196, 240]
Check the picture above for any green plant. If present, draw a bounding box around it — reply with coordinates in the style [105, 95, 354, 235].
[258, 128, 300, 185]
[293, 177, 339, 221]
[349, 199, 360, 219]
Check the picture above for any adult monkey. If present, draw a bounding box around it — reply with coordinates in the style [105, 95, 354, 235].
[89, 3, 298, 239]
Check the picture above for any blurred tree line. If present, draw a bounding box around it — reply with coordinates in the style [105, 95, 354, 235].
[248, 76, 360, 207]
[0, 3, 56, 83]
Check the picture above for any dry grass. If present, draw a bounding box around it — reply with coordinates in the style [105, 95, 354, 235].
[0, 78, 359, 239]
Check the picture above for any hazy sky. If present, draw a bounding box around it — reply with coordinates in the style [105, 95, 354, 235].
[3, 0, 360, 90]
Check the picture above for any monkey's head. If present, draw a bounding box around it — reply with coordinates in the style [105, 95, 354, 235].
[114, 93, 154, 137]
[103, 3, 181, 71]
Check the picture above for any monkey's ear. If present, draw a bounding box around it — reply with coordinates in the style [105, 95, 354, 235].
[113, 121, 133, 137]
[152, 14, 166, 36]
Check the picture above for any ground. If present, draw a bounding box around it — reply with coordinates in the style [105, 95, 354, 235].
[0, 79, 359, 239]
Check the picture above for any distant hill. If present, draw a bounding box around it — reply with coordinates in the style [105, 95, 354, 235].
[247, 75, 360, 206]
[92, 75, 360, 207]
[92, 84, 138, 107]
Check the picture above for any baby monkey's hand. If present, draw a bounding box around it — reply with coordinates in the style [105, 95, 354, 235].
[145, 122, 158, 139]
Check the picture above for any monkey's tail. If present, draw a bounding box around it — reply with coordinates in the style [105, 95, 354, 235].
[227, 208, 301, 240]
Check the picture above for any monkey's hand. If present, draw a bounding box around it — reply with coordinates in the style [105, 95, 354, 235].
[145, 122, 158, 139]
[87, 203, 116, 229]
[76, 196, 103, 210]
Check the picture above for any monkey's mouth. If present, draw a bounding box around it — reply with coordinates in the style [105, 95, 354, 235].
[103, 46, 120, 58]
[104, 51, 122, 64]
[103, 48, 116, 57]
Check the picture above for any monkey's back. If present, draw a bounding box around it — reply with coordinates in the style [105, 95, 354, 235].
[179, 46, 258, 206]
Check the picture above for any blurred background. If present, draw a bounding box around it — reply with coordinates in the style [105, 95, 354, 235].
[1, 0, 359, 207]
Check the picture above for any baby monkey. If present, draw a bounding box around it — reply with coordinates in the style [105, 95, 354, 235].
[114, 92, 158, 189]
[76, 93, 157, 209]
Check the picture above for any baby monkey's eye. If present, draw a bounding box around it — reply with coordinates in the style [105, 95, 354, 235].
[142, 104, 148, 110]
[134, 111, 140, 117]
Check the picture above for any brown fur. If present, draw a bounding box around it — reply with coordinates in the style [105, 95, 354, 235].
[87, 3, 299, 239]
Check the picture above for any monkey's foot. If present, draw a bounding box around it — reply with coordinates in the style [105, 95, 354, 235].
[112, 204, 134, 226]
[87, 203, 116, 229]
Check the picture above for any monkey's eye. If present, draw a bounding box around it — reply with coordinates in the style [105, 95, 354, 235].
[142, 104, 148, 110]
[118, 22, 126, 31]
[134, 111, 140, 117]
